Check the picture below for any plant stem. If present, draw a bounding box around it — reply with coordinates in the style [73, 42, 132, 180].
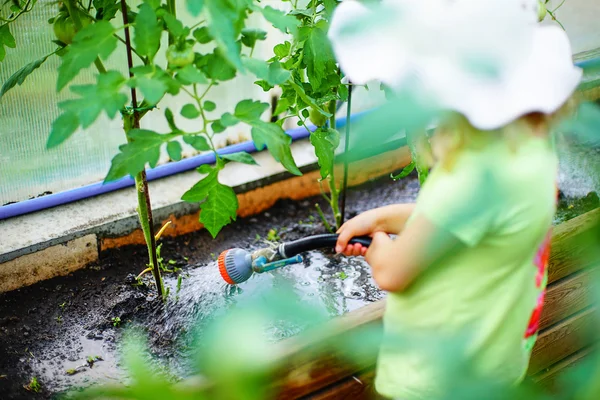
[120, 0, 163, 299]
[315, 203, 334, 233]
[328, 99, 341, 229]
[167, 0, 176, 45]
[93, 58, 107, 73]
[406, 130, 430, 186]
[339, 82, 352, 225]
[191, 84, 219, 155]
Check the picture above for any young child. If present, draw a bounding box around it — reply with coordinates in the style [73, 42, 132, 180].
[328, 0, 582, 398]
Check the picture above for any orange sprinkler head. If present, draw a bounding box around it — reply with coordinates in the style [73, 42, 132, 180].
[217, 248, 253, 285]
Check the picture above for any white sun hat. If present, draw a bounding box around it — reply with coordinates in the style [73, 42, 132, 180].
[328, 0, 582, 131]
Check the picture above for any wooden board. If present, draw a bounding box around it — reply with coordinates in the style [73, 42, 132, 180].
[306, 369, 376, 400]
[529, 307, 597, 375]
[271, 301, 385, 399]
[548, 208, 600, 284]
[540, 269, 594, 330]
[532, 346, 595, 393]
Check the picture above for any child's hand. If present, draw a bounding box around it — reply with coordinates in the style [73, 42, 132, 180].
[335, 210, 380, 256]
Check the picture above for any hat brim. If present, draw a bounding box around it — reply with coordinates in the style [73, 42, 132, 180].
[328, 0, 582, 130]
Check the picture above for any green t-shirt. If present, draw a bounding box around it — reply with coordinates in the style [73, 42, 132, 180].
[375, 134, 558, 399]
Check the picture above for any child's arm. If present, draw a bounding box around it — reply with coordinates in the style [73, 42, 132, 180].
[335, 204, 416, 256]
[366, 215, 463, 292]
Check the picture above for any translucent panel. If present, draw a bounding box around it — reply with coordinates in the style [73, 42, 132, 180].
[0, 1, 285, 205]
[544, 0, 600, 55]
[1, 0, 598, 206]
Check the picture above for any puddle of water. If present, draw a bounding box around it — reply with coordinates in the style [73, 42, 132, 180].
[30, 337, 124, 394]
[142, 250, 384, 378]
[557, 135, 599, 197]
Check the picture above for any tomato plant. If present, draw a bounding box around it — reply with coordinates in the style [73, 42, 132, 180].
[0, 0, 402, 295]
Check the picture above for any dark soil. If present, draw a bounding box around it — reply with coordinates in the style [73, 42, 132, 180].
[0, 175, 420, 400]
[0, 172, 596, 400]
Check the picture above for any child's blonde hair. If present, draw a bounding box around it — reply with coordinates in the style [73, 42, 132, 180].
[426, 96, 579, 170]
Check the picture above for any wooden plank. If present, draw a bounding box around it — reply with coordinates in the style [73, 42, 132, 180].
[529, 307, 597, 375]
[271, 301, 385, 400]
[532, 346, 595, 393]
[540, 269, 595, 330]
[548, 208, 600, 284]
[305, 369, 376, 400]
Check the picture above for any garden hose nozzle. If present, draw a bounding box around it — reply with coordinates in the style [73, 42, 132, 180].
[218, 248, 253, 285]
[217, 234, 372, 285]
[218, 247, 303, 285]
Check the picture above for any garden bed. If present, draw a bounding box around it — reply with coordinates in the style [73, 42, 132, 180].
[0, 174, 420, 399]
[0, 172, 598, 399]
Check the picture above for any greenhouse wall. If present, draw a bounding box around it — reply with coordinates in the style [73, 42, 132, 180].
[0, 0, 598, 207]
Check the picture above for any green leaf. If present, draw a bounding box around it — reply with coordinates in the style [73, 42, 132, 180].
[144, 0, 161, 10]
[57, 22, 118, 91]
[268, 61, 290, 85]
[181, 170, 238, 237]
[181, 103, 200, 119]
[199, 50, 237, 81]
[243, 57, 290, 86]
[183, 135, 210, 150]
[130, 65, 154, 75]
[156, 68, 182, 95]
[241, 28, 267, 48]
[211, 121, 225, 133]
[390, 161, 415, 181]
[186, 0, 204, 17]
[161, 12, 185, 38]
[274, 96, 292, 115]
[167, 140, 183, 161]
[135, 76, 167, 105]
[193, 27, 212, 44]
[254, 80, 273, 92]
[273, 41, 290, 59]
[242, 57, 268, 80]
[350, 92, 437, 160]
[204, 101, 216, 112]
[1, 54, 51, 100]
[310, 128, 339, 179]
[260, 6, 299, 35]
[205, 0, 248, 70]
[105, 129, 167, 181]
[220, 112, 239, 127]
[323, 0, 338, 18]
[221, 152, 259, 165]
[93, 0, 120, 21]
[47, 112, 80, 148]
[229, 99, 299, 175]
[288, 80, 331, 117]
[0, 24, 16, 62]
[135, 3, 161, 59]
[175, 64, 208, 84]
[165, 108, 179, 131]
[234, 99, 269, 120]
[304, 22, 336, 90]
[249, 120, 300, 175]
[59, 71, 128, 128]
[197, 164, 212, 174]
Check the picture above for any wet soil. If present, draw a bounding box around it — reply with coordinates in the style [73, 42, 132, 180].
[0, 172, 597, 400]
[0, 175, 420, 399]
